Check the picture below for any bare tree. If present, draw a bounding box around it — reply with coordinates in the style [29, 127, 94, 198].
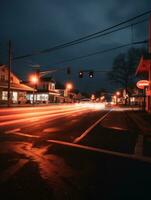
[108, 47, 147, 96]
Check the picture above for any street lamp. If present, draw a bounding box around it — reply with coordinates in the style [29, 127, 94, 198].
[116, 91, 120, 96]
[116, 91, 121, 104]
[65, 82, 73, 103]
[91, 94, 95, 102]
[30, 75, 38, 104]
[66, 82, 73, 90]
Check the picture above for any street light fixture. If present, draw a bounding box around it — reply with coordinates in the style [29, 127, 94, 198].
[115, 91, 120, 105]
[116, 91, 120, 96]
[31, 75, 38, 84]
[30, 75, 38, 104]
[65, 82, 73, 102]
[66, 82, 73, 91]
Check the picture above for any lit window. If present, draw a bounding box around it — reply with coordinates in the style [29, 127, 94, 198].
[2, 91, 8, 100]
[1, 75, 5, 81]
[51, 83, 55, 90]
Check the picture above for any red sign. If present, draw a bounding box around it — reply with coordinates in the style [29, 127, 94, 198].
[136, 80, 149, 89]
[146, 90, 151, 96]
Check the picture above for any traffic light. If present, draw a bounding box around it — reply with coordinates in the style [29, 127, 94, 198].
[89, 71, 94, 78]
[67, 67, 71, 74]
[79, 71, 83, 78]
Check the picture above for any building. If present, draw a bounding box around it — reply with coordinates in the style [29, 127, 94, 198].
[26, 76, 61, 103]
[135, 53, 151, 112]
[0, 65, 34, 104]
[135, 15, 151, 112]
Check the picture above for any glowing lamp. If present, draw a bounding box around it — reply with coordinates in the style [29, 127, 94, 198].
[116, 91, 120, 96]
[66, 83, 73, 90]
[30, 75, 38, 84]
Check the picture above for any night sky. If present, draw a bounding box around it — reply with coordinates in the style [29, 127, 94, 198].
[0, 0, 150, 93]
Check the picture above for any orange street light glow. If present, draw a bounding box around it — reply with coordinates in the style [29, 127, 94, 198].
[116, 91, 120, 96]
[30, 75, 38, 84]
[66, 83, 73, 90]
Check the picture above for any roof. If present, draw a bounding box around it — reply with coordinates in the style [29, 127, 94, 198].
[49, 90, 60, 96]
[0, 65, 21, 82]
[40, 77, 55, 83]
[136, 53, 151, 74]
[36, 89, 60, 96]
[0, 82, 35, 91]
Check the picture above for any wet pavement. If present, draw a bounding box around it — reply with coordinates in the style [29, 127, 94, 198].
[0, 105, 151, 199]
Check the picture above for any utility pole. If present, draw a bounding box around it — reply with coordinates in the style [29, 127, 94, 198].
[149, 15, 151, 112]
[8, 40, 12, 107]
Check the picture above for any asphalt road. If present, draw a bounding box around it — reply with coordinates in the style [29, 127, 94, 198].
[0, 103, 108, 141]
[0, 104, 151, 200]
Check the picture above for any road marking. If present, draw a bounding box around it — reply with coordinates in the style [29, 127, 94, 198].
[5, 128, 21, 134]
[108, 126, 128, 131]
[73, 110, 112, 143]
[43, 128, 60, 133]
[47, 139, 151, 164]
[5, 131, 40, 138]
[134, 134, 144, 156]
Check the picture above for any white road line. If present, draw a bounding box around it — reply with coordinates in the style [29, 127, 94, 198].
[5, 128, 21, 134]
[5, 131, 40, 138]
[73, 110, 112, 143]
[3, 130, 151, 164]
[43, 128, 60, 133]
[47, 139, 151, 164]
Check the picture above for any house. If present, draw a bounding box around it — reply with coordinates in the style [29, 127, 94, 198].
[26, 76, 61, 103]
[0, 65, 34, 104]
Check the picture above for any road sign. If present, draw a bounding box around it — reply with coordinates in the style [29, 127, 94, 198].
[136, 80, 149, 89]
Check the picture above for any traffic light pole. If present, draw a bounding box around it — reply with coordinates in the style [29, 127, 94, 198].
[8, 40, 12, 107]
[149, 15, 151, 112]
[78, 69, 110, 78]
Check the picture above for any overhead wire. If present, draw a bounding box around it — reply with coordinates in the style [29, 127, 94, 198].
[15, 19, 147, 66]
[51, 40, 147, 65]
[13, 9, 151, 60]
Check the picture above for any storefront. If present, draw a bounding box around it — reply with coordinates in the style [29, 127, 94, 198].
[135, 54, 151, 112]
[0, 82, 35, 104]
[26, 90, 61, 104]
[0, 65, 35, 104]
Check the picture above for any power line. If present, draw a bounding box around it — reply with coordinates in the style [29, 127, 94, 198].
[20, 39, 148, 69]
[17, 39, 147, 71]
[38, 19, 147, 54]
[13, 9, 151, 60]
[51, 40, 147, 65]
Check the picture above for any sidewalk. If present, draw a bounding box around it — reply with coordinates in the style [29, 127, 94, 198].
[126, 110, 151, 157]
[127, 110, 151, 135]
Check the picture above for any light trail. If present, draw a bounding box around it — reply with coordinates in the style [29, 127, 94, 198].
[0, 103, 104, 127]
[0, 106, 86, 122]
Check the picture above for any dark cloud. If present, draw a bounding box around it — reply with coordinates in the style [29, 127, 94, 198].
[0, 0, 150, 92]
